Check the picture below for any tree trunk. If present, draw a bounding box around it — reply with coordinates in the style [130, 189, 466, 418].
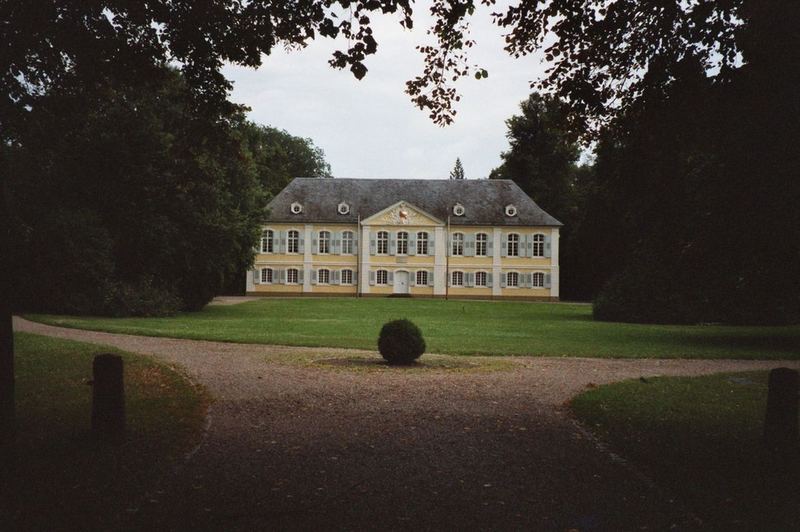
[0, 179, 14, 440]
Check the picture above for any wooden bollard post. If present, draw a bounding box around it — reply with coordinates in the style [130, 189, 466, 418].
[91, 354, 125, 441]
[764, 368, 799, 449]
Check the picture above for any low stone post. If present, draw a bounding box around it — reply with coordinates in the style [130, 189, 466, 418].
[764, 368, 799, 449]
[91, 353, 125, 441]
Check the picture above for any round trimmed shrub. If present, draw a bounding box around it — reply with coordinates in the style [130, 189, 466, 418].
[378, 319, 426, 365]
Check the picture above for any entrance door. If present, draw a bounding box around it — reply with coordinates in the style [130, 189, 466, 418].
[393, 271, 410, 294]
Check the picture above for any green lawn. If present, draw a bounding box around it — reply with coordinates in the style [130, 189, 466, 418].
[571, 372, 799, 530]
[28, 298, 800, 359]
[1, 333, 209, 530]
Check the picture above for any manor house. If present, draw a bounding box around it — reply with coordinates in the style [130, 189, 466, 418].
[247, 178, 561, 300]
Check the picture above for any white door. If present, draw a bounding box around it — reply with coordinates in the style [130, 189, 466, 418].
[393, 271, 409, 294]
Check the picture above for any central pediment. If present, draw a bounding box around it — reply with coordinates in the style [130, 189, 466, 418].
[361, 201, 444, 227]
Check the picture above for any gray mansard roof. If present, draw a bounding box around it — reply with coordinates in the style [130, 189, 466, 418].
[265, 178, 562, 227]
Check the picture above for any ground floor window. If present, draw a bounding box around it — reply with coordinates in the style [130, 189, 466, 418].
[318, 268, 330, 284]
[475, 271, 487, 287]
[416, 270, 428, 286]
[506, 271, 519, 287]
[376, 270, 388, 285]
[287, 268, 299, 284]
[532, 272, 544, 288]
[451, 271, 463, 287]
[261, 268, 272, 284]
[341, 269, 353, 285]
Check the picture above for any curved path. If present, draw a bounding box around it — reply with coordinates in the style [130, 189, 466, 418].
[14, 318, 799, 531]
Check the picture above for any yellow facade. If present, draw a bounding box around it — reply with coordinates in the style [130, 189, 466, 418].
[248, 201, 559, 300]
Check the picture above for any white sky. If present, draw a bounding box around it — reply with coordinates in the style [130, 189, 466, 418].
[221, 2, 549, 180]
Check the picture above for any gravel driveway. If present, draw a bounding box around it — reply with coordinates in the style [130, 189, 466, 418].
[14, 318, 799, 531]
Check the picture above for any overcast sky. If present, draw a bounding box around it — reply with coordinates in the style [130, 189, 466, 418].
[221, 2, 548, 180]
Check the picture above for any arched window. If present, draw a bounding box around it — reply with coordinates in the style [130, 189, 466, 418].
[416, 232, 429, 255]
[507, 234, 520, 257]
[451, 271, 464, 286]
[261, 268, 273, 284]
[506, 271, 519, 287]
[377, 231, 389, 255]
[532, 272, 545, 288]
[286, 268, 299, 284]
[318, 230, 331, 254]
[416, 270, 428, 286]
[376, 270, 388, 285]
[397, 231, 409, 255]
[261, 230, 274, 253]
[341, 269, 354, 285]
[318, 268, 330, 284]
[475, 233, 487, 256]
[341, 231, 354, 255]
[475, 271, 487, 287]
[287, 230, 300, 254]
[532, 234, 545, 257]
[451, 233, 464, 256]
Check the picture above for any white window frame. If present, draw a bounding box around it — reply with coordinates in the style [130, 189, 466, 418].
[286, 268, 299, 284]
[338, 202, 350, 215]
[287, 230, 300, 254]
[451, 232, 464, 256]
[376, 269, 388, 285]
[506, 271, 519, 288]
[261, 268, 273, 284]
[507, 233, 520, 257]
[377, 231, 389, 255]
[532, 272, 545, 288]
[505, 204, 517, 217]
[396, 231, 409, 255]
[416, 232, 428, 255]
[341, 269, 354, 285]
[532, 233, 545, 257]
[416, 270, 428, 286]
[341, 231, 354, 255]
[451, 271, 464, 287]
[475, 271, 487, 287]
[475, 233, 487, 256]
[318, 268, 330, 284]
[290, 202, 303, 214]
[453, 203, 465, 216]
[261, 230, 274, 253]
[318, 230, 331, 254]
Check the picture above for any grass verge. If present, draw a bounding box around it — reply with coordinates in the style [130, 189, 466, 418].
[27, 298, 800, 359]
[0, 333, 209, 530]
[571, 371, 799, 530]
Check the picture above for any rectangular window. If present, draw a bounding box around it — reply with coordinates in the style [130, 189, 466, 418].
[532, 272, 544, 287]
[287, 268, 299, 284]
[341, 269, 353, 285]
[507, 234, 519, 257]
[416, 270, 428, 286]
[342, 231, 354, 255]
[452, 233, 464, 256]
[451, 271, 463, 287]
[261, 268, 272, 284]
[261, 230, 274, 253]
[376, 270, 388, 285]
[532, 234, 545, 257]
[475, 271, 487, 287]
[377, 231, 389, 255]
[287, 230, 300, 254]
[397, 232, 408, 255]
[318, 231, 330, 254]
[506, 271, 519, 287]
[475, 233, 487, 256]
[318, 268, 330, 284]
[416, 232, 428, 255]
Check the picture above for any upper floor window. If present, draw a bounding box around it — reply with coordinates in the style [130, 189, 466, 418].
[287, 268, 299, 284]
[261, 230, 274, 253]
[451, 271, 464, 287]
[532, 272, 545, 288]
[290, 202, 303, 214]
[261, 268, 273, 284]
[451, 233, 464, 256]
[453, 203, 465, 216]
[377, 231, 389, 255]
[505, 204, 517, 217]
[416, 270, 428, 286]
[397, 231, 409, 255]
[475, 271, 487, 287]
[341, 269, 354, 285]
[507, 234, 520, 257]
[376, 269, 388, 285]
[338, 202, 350, 215]
[416, 232, 429, 255]
[532, 234, 545, 257]
[342, 231, 354, 255]
[318, 268, 330, 284]
[506, 271, 519, 287]
[475, 233, 487, 256]
[287, 230, 300, 254]
[318, 230, 331, 254]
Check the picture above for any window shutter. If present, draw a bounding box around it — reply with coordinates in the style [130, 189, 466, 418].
[389, 234, 396, 256]
[279, 231, 286, 254]
[488, 235, 494, 255]
[501, 234, 508, 257]
[369, 270, 376, 285]
[369, 232, 376, 255]
[312, 235, 319, 254]
[387, 271, 394, 285]
[466, 272, 474, 287]
[523, 272, 531, 288]
[298, 234, 305, 254]
[428, 232, 435, 256]
[464, 234, 475, 257]
[279, 269, 287, 285]
[408, 233, 417, 256]
[252, 269, 260, 285]
[309, 269, 316, 285]
[487, 273, 493, 287]
[332, 232, 339, 255]
[332, 270, 340, 285]
[500, 272, 507, 288]
[411, 272, 417, 287]
[545, 235, 552, 258]
[545, 273, 552, 288]
[353, 234, 359, 252]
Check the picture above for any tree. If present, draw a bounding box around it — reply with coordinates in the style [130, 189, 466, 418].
[449, 158, 465, 180]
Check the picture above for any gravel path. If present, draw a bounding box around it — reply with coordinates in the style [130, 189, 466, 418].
[14, 318, 800, 531]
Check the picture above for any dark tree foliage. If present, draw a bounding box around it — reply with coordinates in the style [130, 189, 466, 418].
[242, 123, 332, 197]
[449, 158, 465, 180]
[6, 69, 266, 314]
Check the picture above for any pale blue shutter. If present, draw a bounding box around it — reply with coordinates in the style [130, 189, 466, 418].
[500, 272, 507, 288]
[389, 233, 397, 255]
[369, 232, 376, 255]
[428, 232, 435, 256]
[352, 233, 359, 253]
[521, 235, 529, 258]
[408, 233, 417, 256]
[332, 270, 340, 285]
[545, 235, 552, 258]
[252, 269, 260, 285]
[298, 234, 305, 254]
[466, 272, 474, 287]
[524, 273, 532, 288]
[487, 273, 493, 287]
[311, 269, 317, 284]
[297, 268, 304, 284]
[465, 234, 475, 257]
[279, 231, 287, 254]
[545, 273, 552, 288]
[501, 234, 508, 257]
[369, 271, 376, 285]
[280, 269, 287, 285]
[411, 271, 417, 287]
[487, 234, 494, 255]
[313, 234, 319, 254]
[429, 270, 435, 287]
[387, 271, 394, 285]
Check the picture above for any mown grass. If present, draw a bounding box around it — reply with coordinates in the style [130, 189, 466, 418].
[571, 371, 800, 530]
[29, 298, 800, 359]
[28, 298, 800, 359]
[1, 333, 209, 530]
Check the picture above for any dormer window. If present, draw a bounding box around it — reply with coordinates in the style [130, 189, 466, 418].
[505, 204, 518, 217]
[338, 202, 350, 215]
[453, 203, 465, 217]
[290, 202, 303, 214]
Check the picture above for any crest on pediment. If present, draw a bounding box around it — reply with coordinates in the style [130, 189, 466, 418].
[362, 201, 444, 226]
